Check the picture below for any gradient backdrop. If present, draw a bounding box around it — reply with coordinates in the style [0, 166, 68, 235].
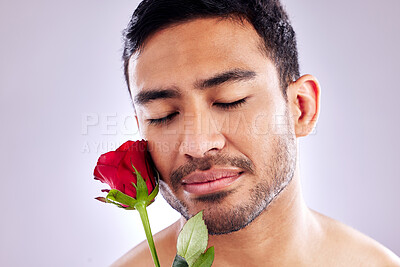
[0, 0, 399, 266]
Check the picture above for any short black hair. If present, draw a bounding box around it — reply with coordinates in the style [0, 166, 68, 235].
[122, 0, 300, 100]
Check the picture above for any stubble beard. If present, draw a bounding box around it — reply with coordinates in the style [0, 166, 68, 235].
[159, 118, 297, 235]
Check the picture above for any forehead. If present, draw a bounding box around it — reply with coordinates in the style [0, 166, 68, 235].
[128, 17, 273, 97]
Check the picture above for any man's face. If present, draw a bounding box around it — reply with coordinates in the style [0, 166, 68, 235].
[129, 18, 297, 235]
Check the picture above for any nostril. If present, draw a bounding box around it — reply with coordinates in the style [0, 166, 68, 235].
[179, 132, 226, 159]
[184, 154, 194, 160]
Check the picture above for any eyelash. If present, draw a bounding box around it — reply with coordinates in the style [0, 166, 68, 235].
[147, 97, 248, 126]
[147, 112, 179, 126]
[213, 97, 247, 110]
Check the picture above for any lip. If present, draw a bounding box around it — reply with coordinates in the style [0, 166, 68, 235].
[182, 168, 243, 195]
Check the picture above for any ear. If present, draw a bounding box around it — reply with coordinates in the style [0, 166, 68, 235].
[287, 74, 321, 137]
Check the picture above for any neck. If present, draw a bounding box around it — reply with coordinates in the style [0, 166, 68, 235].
[178, 165, 319, 266]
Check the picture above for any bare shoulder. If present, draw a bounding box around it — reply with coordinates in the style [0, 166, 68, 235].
[111, 239, 153, 267]
[312, 210, 400, 266]
[111, 220, 182, 267]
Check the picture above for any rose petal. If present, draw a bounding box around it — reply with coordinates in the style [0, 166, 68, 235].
[124, 141, 156, 194]
[124, 186, 137, 199]
[116, 141, 135, 152]
[145, 153, 156, 189]
[94, 165, 118, 189]
[97, 151, 126, 167]
[116, 165, 137, 197]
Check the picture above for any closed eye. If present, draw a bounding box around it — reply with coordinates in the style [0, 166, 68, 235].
[214, 97, 248, 110]
[147, 112, 179, 126]
[147, 97, 247, 126]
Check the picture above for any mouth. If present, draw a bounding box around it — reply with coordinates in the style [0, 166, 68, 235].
[181, 168, 244, 195]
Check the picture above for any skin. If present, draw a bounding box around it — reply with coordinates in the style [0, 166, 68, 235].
[112, 18, 400, 266]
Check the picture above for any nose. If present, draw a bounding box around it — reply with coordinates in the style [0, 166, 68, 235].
[178, 111, 226, 159]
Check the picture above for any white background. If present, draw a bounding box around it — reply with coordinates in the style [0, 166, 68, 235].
[0, 0, 399, 266]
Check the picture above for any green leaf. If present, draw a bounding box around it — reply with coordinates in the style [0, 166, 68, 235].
[106, 189, 137, 208]
[131, 164, 149, 201]
[172, 254, 189, 267]
[106, 199, 126, 208]
[95, 197, 107, 203]
[146, 183, 159, 206]
[192, 247, 214, 267]
[177, 211, 208, 266]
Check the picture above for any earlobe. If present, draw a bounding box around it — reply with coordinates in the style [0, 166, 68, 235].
[289, 74, 321, 137]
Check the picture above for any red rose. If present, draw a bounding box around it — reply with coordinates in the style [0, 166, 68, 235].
[94, 140, 157, 201]
[94, 140, 161, 267]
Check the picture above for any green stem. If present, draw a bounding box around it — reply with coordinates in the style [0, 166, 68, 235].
[135, 202, 160, 267]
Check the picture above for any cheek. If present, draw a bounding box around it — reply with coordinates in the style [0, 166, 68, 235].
[137, 112, 176, 166]
[220, 109, 275, 142]
[242, 97, 287, 138]
[146, 129, 180, 180]
[221, 104, 282, 165]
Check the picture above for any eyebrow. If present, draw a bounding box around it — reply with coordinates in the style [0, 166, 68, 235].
[134, 69, 257, 105]
[134, 87, 181, 105]
[196, 69, 257, 89]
